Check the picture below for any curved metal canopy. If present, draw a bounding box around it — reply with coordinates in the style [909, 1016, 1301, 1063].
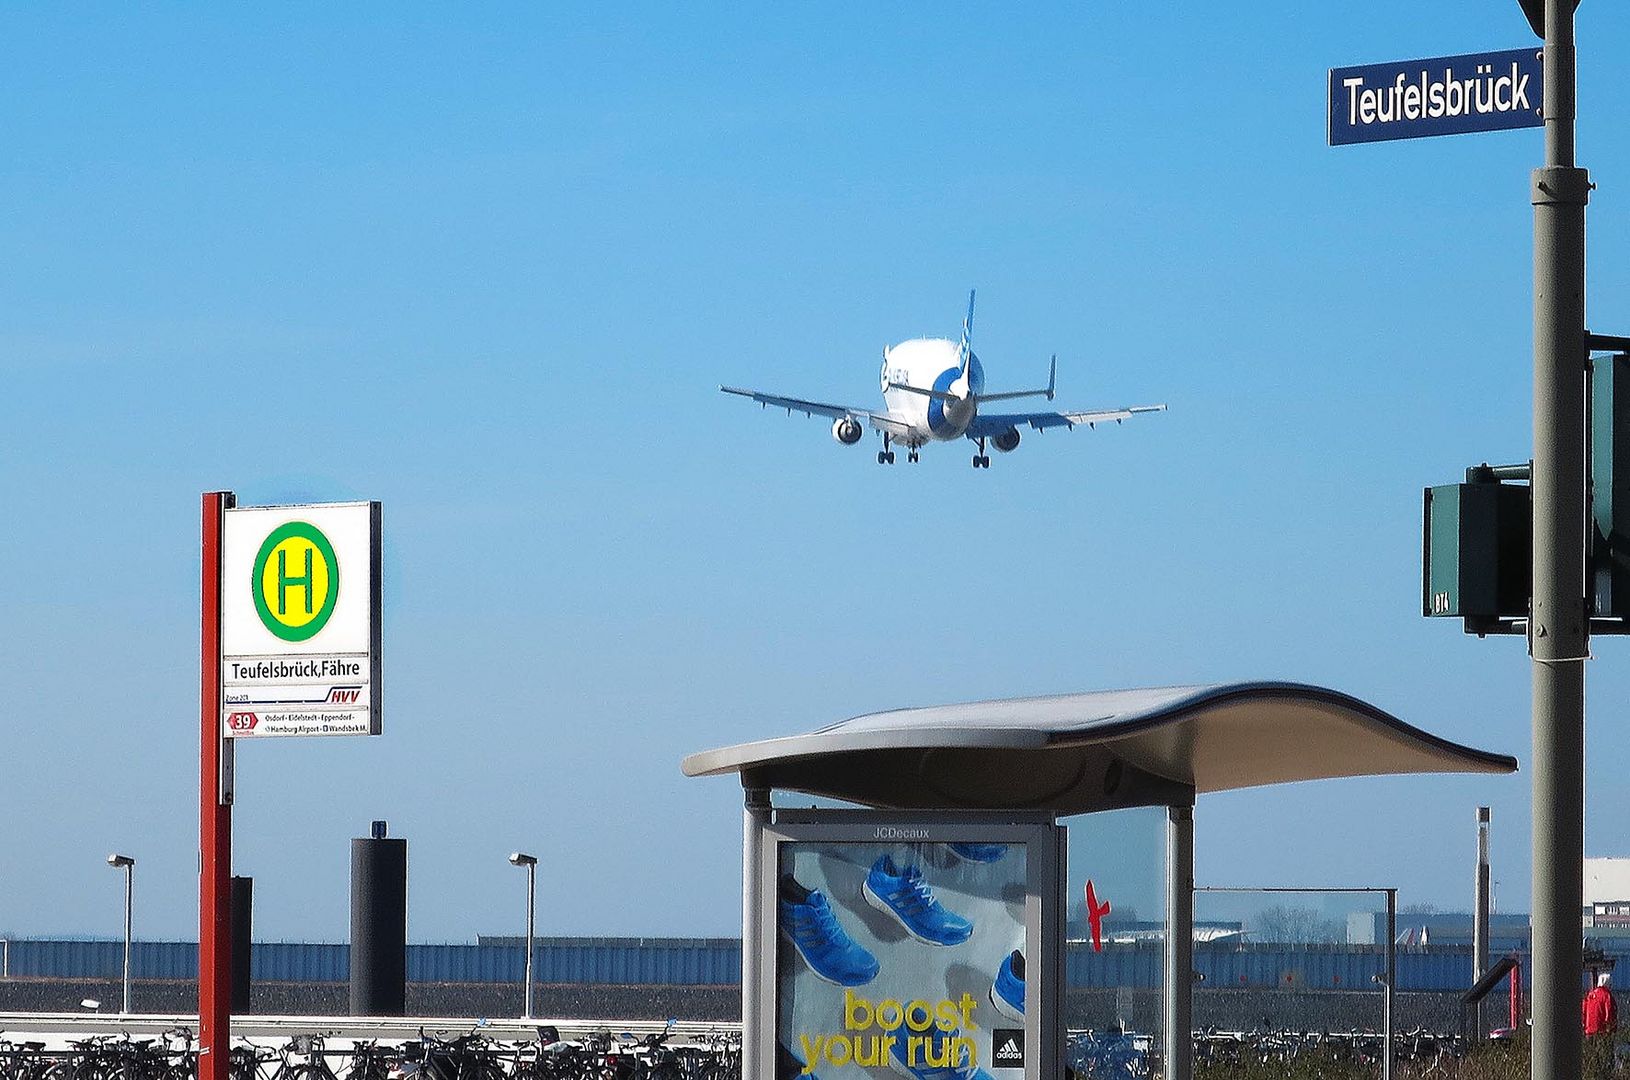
[682, 682, 1518, 814]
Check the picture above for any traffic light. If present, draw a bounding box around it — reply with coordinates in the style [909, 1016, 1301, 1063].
[1591, 352, 1630, 618]
[1422, 349, 1630, 634]
[1423, 471, 1531, 631]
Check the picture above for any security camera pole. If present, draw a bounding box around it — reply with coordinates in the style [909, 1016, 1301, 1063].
[107, 854, 135, 1014]
[508, 853, 538, 1019]
[1527, 1, 1589, 1077]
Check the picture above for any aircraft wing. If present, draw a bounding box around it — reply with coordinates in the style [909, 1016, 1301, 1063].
[720, 386, 908, 435]
[966, 403, 1166, 436]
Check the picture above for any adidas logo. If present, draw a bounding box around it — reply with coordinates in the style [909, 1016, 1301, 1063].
[992, 1028, 1025, 1066]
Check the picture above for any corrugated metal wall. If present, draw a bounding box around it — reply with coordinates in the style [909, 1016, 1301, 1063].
[1, 938, 742, 987]
[1068, 943, 1555, 992]
[2, 938, 1617, 991]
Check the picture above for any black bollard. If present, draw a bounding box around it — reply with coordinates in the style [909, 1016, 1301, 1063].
[230, 876, 253, 1012]
[349, 821, 407, 1016]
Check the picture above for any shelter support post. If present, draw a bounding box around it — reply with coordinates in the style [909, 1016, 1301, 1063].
[741, 787, 770, 1075]
[1164, 805, 1193, 1080]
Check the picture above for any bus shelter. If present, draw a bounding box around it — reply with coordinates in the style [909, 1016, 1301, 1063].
[682, 681, 1518, 1080]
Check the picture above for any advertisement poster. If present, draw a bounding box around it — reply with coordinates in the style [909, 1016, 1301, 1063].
[777, 839, 1028, 1079]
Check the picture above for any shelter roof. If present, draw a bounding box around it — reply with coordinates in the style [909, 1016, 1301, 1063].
[681, 682, 1517, 814]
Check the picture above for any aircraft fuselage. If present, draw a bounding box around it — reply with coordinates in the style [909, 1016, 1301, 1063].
[879, 338, 986, 445]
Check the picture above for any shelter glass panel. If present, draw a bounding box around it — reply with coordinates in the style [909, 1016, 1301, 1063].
[1193, 887, 1394, 1064]
[1062, 807, 1163, 1078]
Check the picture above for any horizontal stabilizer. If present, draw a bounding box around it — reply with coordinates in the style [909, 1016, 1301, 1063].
[887, 381, 961, 403]
[976, 354, 1057, 404]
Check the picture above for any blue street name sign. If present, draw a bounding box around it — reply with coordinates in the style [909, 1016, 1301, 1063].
[1328, 48, 1543, 146]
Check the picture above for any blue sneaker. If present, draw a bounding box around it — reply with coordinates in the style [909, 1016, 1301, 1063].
[779, 874, 879, 986]
[947, 842, 1008, 863]
[888, 1029, 994, 1080]
[990, 949, 1024, 1022]
[863, 855, 973, 946]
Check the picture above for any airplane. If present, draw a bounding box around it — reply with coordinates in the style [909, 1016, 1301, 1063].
[721, 291, 1165, 468]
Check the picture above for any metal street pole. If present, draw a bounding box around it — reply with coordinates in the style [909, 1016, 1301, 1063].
[107, 854, 135, 1014]
[1384, 888, 1395, 1080]
[508, 853, 538, 1019]
[524, 867, 534, 1018]
[1475, 807, 1492, 1039]
[123, 864, 132, 1014]
[1529, 2, 1589, 1078]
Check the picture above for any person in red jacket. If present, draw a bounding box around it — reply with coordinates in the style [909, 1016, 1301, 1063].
[1584, 971, 1617, 1037]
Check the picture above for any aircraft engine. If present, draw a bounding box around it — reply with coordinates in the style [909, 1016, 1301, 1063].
[992, 427, 1021, 453]
[832, 417, 863, 445]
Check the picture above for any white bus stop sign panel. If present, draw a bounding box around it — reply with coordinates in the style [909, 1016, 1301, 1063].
[221, 501, 381, 738]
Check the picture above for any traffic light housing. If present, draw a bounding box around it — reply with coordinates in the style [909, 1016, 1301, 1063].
[1423, 477, 1531, 628]
[1591, 352, 1630, 617]
[1422, 350, 1630, 634]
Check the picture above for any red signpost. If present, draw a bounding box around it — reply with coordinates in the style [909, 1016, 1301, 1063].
[1511, 960, 1522, 1035]
[199, 492, 234, 1080]
[198, 491, 382, 1062]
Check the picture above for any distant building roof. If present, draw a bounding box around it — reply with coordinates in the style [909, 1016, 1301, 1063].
[1585, 858, 1630, 906]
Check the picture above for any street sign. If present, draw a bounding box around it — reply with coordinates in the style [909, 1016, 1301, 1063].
[220, 501, 381, 737]
[1328, 48, 1543, 146]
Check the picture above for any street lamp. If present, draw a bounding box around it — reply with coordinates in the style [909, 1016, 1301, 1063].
[106, 854, 134, 1014]
[508, 853, 537, 1019]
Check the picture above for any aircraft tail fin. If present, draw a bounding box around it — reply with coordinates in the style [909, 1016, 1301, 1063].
[958, 289, 976, 373]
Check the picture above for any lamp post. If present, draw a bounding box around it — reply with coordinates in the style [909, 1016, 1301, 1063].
[106, 854, 134, 1014]
[508, 853, 537, 1019]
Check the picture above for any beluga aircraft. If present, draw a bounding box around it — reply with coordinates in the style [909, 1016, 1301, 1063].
[722, 291, 1165, 468]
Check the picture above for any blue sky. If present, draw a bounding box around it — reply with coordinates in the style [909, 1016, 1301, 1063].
[4, 3, 1630, 944]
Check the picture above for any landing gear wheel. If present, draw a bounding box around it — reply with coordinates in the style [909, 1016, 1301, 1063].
[908, 451, 919, 464]
[878, 451, 887, 464]
[971, 455, 990, 469]
[886, 451, 896, 464]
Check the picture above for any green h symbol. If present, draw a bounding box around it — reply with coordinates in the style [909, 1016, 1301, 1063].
[277, 546, 314, 616]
